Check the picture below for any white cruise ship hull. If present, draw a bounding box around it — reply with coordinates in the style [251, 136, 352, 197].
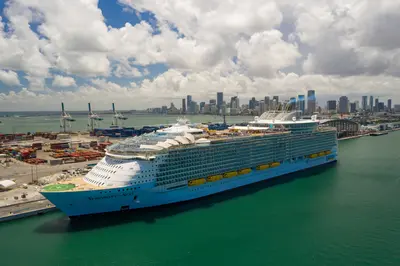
[41, 153, 337, 217]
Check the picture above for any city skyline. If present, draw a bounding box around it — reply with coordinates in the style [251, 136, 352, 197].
[145, 91, 396, 115]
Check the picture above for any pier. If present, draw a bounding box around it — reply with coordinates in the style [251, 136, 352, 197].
[0, 199, 56, 222]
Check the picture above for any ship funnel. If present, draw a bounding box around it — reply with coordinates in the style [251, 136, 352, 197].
[112, 103, 115, 113]
[88, 102, 92, 112]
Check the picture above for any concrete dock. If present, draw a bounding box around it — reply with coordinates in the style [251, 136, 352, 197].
[0, 199, 56, 222]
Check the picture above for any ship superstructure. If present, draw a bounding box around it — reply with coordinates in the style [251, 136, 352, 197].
[41, 111, 338, 217]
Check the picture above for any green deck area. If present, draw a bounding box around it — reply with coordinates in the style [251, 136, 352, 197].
[43, 184, 76, 192]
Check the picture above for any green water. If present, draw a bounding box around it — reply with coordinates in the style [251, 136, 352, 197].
[1, 133, 400, 266]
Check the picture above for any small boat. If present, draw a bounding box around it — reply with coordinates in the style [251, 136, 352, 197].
[370, 131, 388, 136]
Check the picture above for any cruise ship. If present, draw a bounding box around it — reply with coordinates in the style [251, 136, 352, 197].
[41, 111, 338, 218]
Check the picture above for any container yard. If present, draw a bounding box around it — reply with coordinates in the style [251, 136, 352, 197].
[0, 130, 115, 167]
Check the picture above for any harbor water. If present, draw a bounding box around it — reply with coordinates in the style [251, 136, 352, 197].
[0, 131, 400, 265]
[0, 113, 254, 134]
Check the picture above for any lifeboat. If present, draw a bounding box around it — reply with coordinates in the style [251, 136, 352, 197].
[207, 175, 223, 182]
[223, 171, 238, 178]
[309, 154, 318, 159]
[256, 164, 269, 170]
[188, 178, 206, 186]
[238, 168, 251, 175]
[318, 152, 325, 157]
[325, 150, 332, 155]
[269, 162, 280, 168]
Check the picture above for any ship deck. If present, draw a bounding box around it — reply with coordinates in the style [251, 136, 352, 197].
[42, 176, 117, 192]
[105, 127, 336, 159]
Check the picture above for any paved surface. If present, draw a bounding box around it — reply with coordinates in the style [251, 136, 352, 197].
[0, 199, 55, 221]
[0, 159, 100, 184]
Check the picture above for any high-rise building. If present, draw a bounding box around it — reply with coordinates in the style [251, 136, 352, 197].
[289, 97, 296, 111]
[182, 98, 186, 114]
[350, 102, 357, 113]
[272, 96, 279, 106]
[259, 100, 266, 114]
[327, 100, 337, 112]
[362, 96, 368, 111]
[307, 90, 316, 114]
[388, 99, 392, 111]
[298, 95, 305, 114]
[369, 96, 374, 111]
[230, 96, 240, 109]
[209, 99, 216, 105]
[354, 100, 360, 111]
[249, 97, 256, 110]
[264, 96, 270, 111]
[282, 100, 288, 111]
[339, 96, 349, 114]
[375, 98, 379, 112]
[190, 101, 198, 114]
[187, 95, 192, 111]
[217, 92, 223, 112]
[378, 102, 384, 112]
[199, 102, 205, 113]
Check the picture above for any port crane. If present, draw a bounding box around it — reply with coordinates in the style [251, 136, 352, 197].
[111, 102, 128, 127]
[60, 102, 75, 132]
[87, 102, 103, 131]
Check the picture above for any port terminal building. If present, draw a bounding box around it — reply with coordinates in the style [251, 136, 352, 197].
[319, 119, 360, 138]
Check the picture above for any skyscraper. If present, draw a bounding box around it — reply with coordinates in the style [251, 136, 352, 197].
[264, 96, 270, 111]
[230, 96, 240, 109]
[350, 102, 356, 113]
[187, 95, 192, 111]
[378, 102, 384, 112]
[369, 96, 373, 111]
[307, 90, 316, 114]
[190, 101, 198, 114]
[289, 97, 296, 111]
[354, 100, 360, 111]
[259, 100, 266, 114]
[199, 102, 205, 113]
[388, 99, 392, 111]
[339, 96, 349, 114]
[217, 92, 223, 112]
[272, 96, 279, 110]
[249, 97, 256, 110]
[375, 98, 379, 112]
[298, 95, 305, 114]
[327, 100, 337, 112]
[362, 96, 368, 111]
[182, 98, 186, 114]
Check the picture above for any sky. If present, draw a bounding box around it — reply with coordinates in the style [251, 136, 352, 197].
[0, 0, 400, 111]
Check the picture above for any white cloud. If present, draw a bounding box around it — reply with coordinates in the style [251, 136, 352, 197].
[294, 0, 400, 77]
[113, 61, 143, 78]
[52, 75, 77, 87]
[25, 75, 47, 92]
[0, 0, 400, 110]
[0, 70, 21, 86]
[236, 30, 301, 78]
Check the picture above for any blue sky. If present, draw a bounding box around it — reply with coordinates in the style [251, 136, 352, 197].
[0, 0, 167, 93]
